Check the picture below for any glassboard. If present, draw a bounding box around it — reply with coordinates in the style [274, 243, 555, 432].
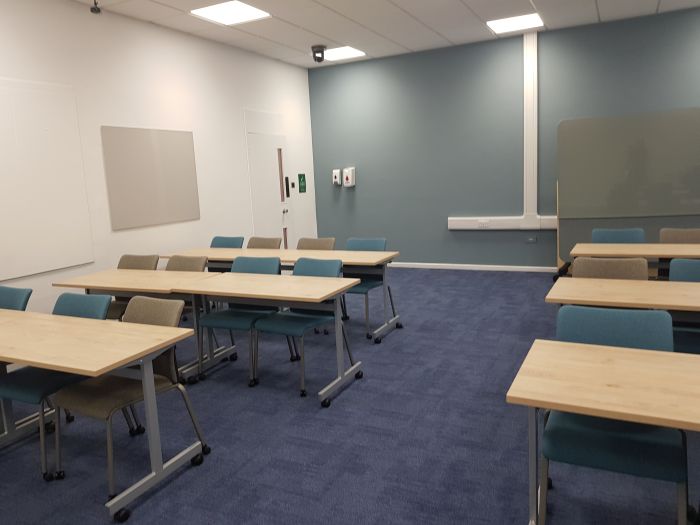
[101, 126, 200, 231]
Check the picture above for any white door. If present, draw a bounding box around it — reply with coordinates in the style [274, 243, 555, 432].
[246, 132, 295, 248]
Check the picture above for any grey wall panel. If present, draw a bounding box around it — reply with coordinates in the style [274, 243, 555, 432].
[101, 126, 200, 231]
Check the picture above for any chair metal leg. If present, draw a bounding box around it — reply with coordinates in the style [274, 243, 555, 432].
[298, 337, 306, 397]
[229, 330, 235, 347]
[121, 407, 135, 433]
[678, 482, 688, 525]
[388, 285, 398, 317]
[248, 330, 256, 387]
[174, 384, 209, 454]
[364, 294, 370, 337]
[129, 405, 141, 428]
[106, 414, 116, 498]
[38, 399, 50, 480]
[537, 457, 549, 525]
[341, 295, 349, 320]
[54, 405, 64, 478]
[286, 336, 296, 361]
[341, 325, 355, 365]
[254, 331, 260, 380]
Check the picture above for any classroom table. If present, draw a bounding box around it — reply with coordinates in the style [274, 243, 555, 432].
[169, 247, 402, 342]
[53, 269, 231, 381]
[507, 338, 700, 525]
[0, 309, 195, 520]
[173, 272, 361, 406]
[570, 243, 700, 259]
[545, 276, 700, 311]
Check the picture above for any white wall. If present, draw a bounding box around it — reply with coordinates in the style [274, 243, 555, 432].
[0, 0, 317, 311]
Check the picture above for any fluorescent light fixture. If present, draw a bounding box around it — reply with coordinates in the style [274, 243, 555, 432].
[324, 46, 366, 62]
[191, 1, 270, 26]
[486, 13, 543, 34]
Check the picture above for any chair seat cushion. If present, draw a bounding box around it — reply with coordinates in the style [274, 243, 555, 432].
[255, 312, 334, 337]
[0, 367, 84, 405]
[346, 279, 383, 295]
[200, 309, 274, 331]
[54, 375, 171, 420]
[542, 411, 686, 482]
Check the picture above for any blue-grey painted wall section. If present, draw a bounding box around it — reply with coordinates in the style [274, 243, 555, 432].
[308, 38, 557, 266]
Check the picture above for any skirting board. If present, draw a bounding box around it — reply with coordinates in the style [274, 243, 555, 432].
[390, 262, 557, 273]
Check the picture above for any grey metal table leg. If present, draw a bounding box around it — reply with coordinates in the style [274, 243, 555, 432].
[529, 407, 539, 525]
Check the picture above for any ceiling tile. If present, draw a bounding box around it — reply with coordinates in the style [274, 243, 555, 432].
[315, 0, 451, 51]
[391, 0, 494, 44]
[75, 0, 131, 7]
[108, 0, 183, 21]
[532, 0, 598, 29]
[151, 0, 217, 10]
[597, 0, 659, 21]
[155, 13, 222, 34]
[659, 0, 700, 12]
[235, 16, 338, 52]
[464, 0, 537, 21]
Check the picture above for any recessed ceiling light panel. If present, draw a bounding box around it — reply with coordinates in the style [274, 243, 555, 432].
[191, 1, 270, 26]
[324, 46, 366, 62]
[486, 13, 544, 35]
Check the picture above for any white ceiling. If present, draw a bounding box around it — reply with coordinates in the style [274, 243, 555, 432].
[75, 0, 700, 67]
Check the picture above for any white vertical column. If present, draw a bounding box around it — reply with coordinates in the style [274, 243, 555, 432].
[522, 31, 539, 228]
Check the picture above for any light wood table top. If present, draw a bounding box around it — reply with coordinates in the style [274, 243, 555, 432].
[53, 269, 218, 294]
[507, 339, 700, 431]
[173, 272, 360, 303]
[546, 276, 700, 311]
[571, 243, 700, 259]
[169, 248, 400, 267]
[0, 310, 193, 376]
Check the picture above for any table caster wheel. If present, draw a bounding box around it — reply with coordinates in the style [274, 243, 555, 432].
[190, 453, 204, 466]
[374, 337, 382, 344]
[202, 444, 212, 455]
[66, 413, 75, 423]
[396, 322, 403, 329]
[198, 373, 207, 381]
[355, 370, 364, 379]
[230, 352, 238, 362]
[187, 376, 198, 385]
[321, 399, 331, 408]
[300, 390, 307, 397]
[114, 509, 131, 523]
[54, 470, 65, 480]
[43, 472, 55, 482]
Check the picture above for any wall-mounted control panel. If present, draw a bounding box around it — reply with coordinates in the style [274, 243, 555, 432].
[332, 168, 341, 186]
[342, 166, 355, 187]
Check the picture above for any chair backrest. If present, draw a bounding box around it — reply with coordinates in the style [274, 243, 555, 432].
[571, 257, 648, 280]
[669, 259, 700, 283]
[660, 228, 700, 243]
[210, 236, 244, 248]
[0, 286, 32, 311]
[346, 237, 387, 251]
[52, 293, 111, 320]
[165, 255, 207, 272]
[293, 257, 342, 278]
[296, 237, 336, 250]
[557, 305, 673, 352]
[591, 228, 645, 243]
[247, 237, 282, 249]
[117, 254, 159, 270]
[231, 256, 281, 275]
[122, 296, 185, 383]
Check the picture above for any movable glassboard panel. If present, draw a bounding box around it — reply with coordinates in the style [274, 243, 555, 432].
[558, 108, 700, 219]
[101, 126, 200, 231]
[0, 78, 93, 282]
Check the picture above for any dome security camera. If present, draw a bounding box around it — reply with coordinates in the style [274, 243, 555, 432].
[90, 0, 101, 14]
[312, 45, 326, 63]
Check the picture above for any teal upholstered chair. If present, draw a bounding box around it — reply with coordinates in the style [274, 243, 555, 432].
[254, 258, 355, 397]
[0, 293, 111, 481]
[210, 236, 244, 248]
[668, 259, 700, 354]
[591, 228, 645, 243]
[344, 238, 400, 342]
[538, 305, 687, 525]
[198, 257, 281, 386]
[670, 259, 700, 283]
[0, 285, 32, 310]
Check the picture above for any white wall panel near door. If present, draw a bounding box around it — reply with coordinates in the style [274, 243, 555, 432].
[0, 77, 93, 281]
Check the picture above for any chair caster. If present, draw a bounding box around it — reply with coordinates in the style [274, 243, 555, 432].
[197, 373, 207, 381]
[202, 444, 212, 455]
[548, 477, 553, 489]
[355, 370, 364, 379]
[229, 352, 238, 362]
[186, 376, 198, 385]
[43, 472, 55, 482]
[44, 421, 55, 434]
[314, 328, 320, 334]
[54, 470, 65, 480]
[248, 378, 260, 387]
[366, 333, 372, 339]
[129, 425, 145, 437]
[190, 453, 204, 466]
[323, 329, 329, 335]
[342, 315, 350, 321]
[374, 337, 382, 344]
[300, 390, 307, 397]
[321, 398, 331, 408]
[290, 355, 300, 362]
[396, 322, 403, 329]
[66, 413, 75, 423]
[114, 508, 131, 523]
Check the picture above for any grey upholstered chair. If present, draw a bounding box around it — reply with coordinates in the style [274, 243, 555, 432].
[571, 257, 648, 280]
[107, 254, 160, 319]
[660, 228, 700, 243]
[296, 237, 336, 250]
[54, 296, 209, 499]
[247, 237, 282, 249]
[164, 255, 207, 272]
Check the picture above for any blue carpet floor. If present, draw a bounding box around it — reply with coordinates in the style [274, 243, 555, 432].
[1, 268, 698, 524]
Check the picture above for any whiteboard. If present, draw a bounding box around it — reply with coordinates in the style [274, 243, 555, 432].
[101, 126, 200, 231]
[0, 78, 93, 281]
